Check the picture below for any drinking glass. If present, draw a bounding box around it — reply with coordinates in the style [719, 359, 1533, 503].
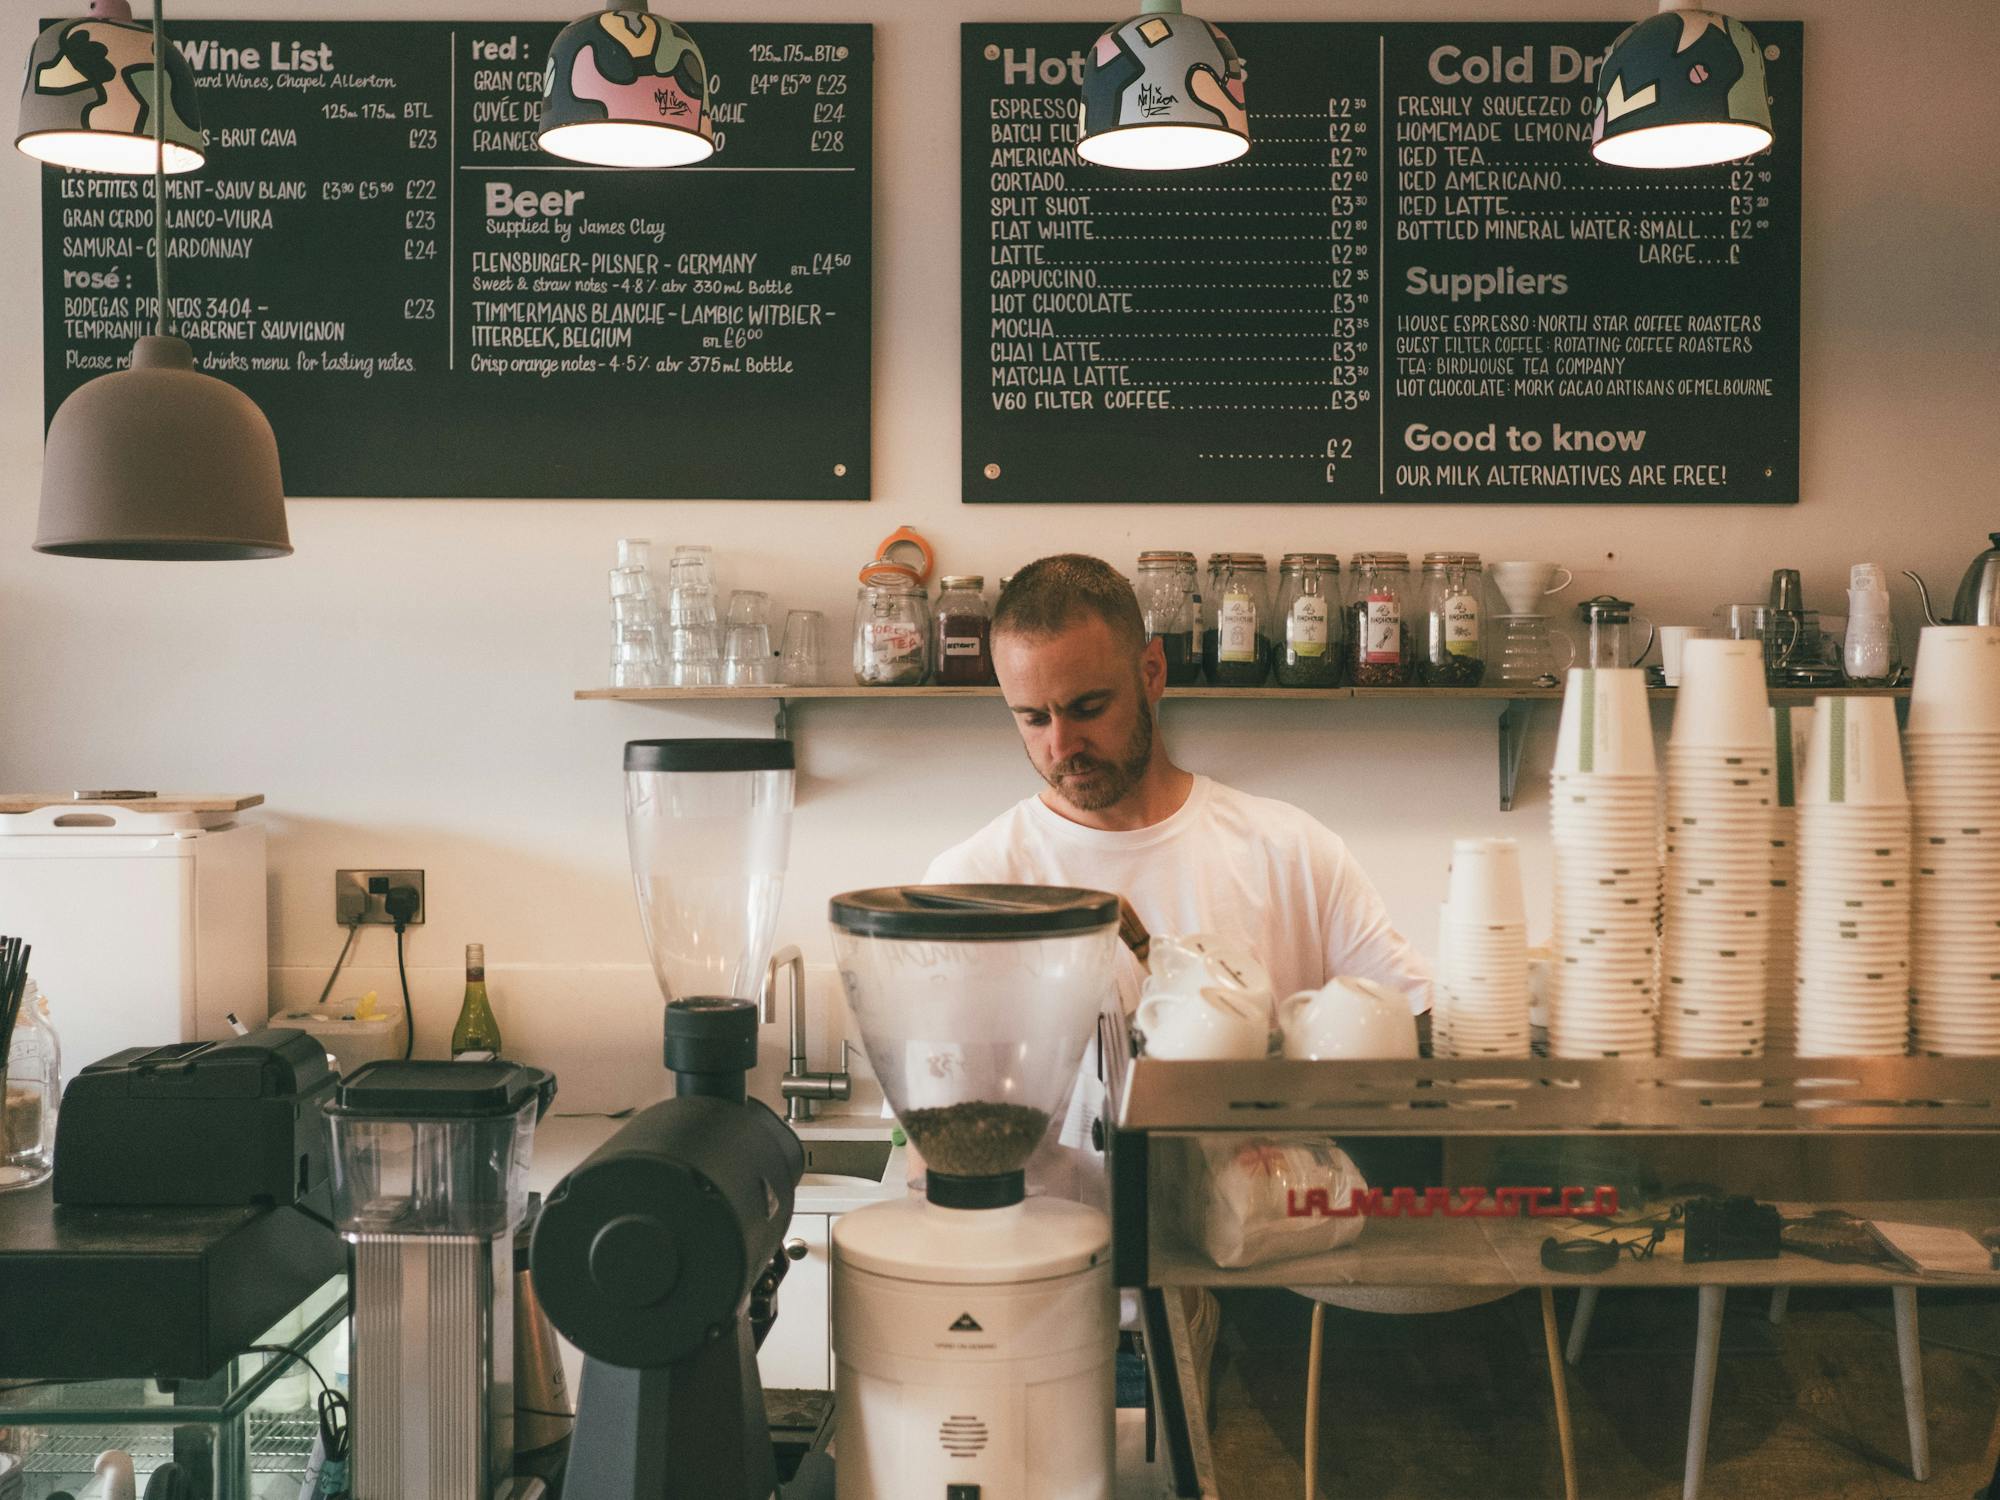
[727, 590, 770, 629]
[667, 624, 720, 687]
[781, 610, 825, 686]
[724, 623, 775, 686]
[612, 626, 662, 688]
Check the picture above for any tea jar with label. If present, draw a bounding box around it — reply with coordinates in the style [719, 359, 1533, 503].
[1202, 553, 1271, 687]
[932, 575, 995, 686]
[1274, 554, 1343, 688]
[1136, 551, 1201, 686]
[1420, 552, 1486, 686]
[1348, 552, 1413, 686]
[853, 563, 932, 686]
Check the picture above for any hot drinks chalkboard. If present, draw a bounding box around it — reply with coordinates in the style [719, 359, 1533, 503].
[962, 22, 1801, 505]
[42, 21, 872, 499]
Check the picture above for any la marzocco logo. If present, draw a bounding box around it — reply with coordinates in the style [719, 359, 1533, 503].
[1287, 1185, 1622, 1219]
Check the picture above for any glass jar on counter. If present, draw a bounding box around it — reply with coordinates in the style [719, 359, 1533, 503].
[932, 575, 996, 686]
[1202, 553, 1271, 687]
[1420, 552, 1486, 686]
[1348, 552, 1413, 686]
[853, 563, 932, 686]
[1273, 554, 1343, 688]
[1, 979, 58, 1193]
[1136, 551, 1202, 686]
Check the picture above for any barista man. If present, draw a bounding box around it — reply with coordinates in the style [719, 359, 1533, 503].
[923, 553, 1436, 1194]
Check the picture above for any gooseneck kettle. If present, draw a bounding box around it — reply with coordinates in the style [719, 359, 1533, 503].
[1905, 532, 2000, 627]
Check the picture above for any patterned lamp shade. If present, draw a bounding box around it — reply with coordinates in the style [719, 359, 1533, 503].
[1592, 1, 1773, 169]
[16, 0, 206, 174]
[1077, 0, 1248, 171]
[538, 0, 715, 168]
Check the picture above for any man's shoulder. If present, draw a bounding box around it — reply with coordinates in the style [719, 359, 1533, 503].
[925, 797, 1048, 882]
[1201, 777, 1346, 849]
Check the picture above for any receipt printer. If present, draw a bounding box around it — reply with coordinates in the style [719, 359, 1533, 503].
[53, 1028, 336, 1207]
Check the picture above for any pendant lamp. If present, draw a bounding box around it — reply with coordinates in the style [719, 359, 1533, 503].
[1592, 0, 1772, 169]
[16, 0, 205, 174]
[34, 2, 289, 560]
[1077, 0, 1248, 171]
[538, 0, 716, 167]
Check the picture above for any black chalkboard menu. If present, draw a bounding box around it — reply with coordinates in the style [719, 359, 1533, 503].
[962, 22, 1800, 505]
[43, 21, 871, 499]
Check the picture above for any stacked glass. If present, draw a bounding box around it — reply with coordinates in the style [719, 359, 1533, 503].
[610, 536, 664, 688]
[664, 545, 722, 687]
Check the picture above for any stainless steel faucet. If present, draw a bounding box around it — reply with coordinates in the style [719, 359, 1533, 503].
[764, 945, 851, 1122]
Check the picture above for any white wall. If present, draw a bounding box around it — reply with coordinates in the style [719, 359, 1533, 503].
[3, 0, 1994, 1112]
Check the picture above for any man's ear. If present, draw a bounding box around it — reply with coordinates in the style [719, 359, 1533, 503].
[1138, 636, 1168, 704]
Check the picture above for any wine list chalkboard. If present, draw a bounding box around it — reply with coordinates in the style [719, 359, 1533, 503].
[962, 21, 1801, 505]
[43, 21, 872, 499]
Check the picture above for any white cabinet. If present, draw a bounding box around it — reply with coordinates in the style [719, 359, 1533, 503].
[758, 1212, 832, 1390]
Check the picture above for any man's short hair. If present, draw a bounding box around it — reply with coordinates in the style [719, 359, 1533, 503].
[993, 554, 1145, 652]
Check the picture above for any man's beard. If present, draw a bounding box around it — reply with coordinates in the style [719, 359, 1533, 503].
[1040, 698, 1154, 813]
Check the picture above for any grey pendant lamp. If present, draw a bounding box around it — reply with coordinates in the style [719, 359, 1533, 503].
[32, 0, 289, 559]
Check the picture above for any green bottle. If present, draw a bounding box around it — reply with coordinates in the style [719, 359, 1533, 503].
[450, 943, 502, 1061]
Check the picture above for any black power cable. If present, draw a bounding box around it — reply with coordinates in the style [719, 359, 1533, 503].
[383, 885, 421, 1059]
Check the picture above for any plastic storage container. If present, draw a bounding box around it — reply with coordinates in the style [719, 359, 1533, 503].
[325, 1059, 554, 1239]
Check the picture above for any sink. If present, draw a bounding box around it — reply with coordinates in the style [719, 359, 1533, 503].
[797, 1137, 894, 1186]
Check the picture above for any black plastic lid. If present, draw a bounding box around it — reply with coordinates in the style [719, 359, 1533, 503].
[625, 738, 794, 774]
[329, 1059, 556, 1120]
[829, 884, 1118, 940]
[927, 1169, 1026, 1210]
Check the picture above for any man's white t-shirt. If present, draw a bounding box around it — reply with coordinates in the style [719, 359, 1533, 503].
[922, 773, 1434, 1015]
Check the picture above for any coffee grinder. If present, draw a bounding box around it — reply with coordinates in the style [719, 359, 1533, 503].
[324, 1058, 557, 1500]
[826, 885, 1123, 1499]
[527, 738, 832, 1498]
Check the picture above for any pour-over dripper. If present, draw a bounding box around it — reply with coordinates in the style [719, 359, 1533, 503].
[829, 885, 1119, 1201]
[625, 739, 795, 1010]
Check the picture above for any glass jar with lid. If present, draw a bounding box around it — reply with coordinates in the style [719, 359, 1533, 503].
[853, 562, 932, 686]
[1348, 552, 1413, 686]
[1274, 554, 1343, 688]
[1420, 552, 1486, 686]
[1136, 550, 1201, 686]
[932, 575, 995, 686]
[1, 978, 58, 1193]
[1202, 553, 1271, 687]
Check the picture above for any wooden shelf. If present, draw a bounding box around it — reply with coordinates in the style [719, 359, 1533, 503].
[576, 681, 1911, 811]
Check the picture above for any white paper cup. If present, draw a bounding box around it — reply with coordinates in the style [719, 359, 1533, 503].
[1670, 639, 1771, 747]
[1907, 626, 2000, 736]
[1658, 625, 1714, 687]
[1799, 696, 1909, 807]
[1554, 669, 1656, 777]
[1446, 837, 1528, 928]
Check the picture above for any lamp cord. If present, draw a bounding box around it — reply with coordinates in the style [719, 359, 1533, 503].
[152, 0, 170, 338]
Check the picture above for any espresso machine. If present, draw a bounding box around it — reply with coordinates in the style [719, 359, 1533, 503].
[827, 885, 1123, 1500]
[325, 1057, 557, 1500]
[528, 738, 832, 1499]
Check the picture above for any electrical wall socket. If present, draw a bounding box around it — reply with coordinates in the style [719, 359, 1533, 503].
[335, 869, 426, 926]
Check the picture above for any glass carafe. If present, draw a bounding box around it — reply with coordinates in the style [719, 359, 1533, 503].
[828, 886, 1119, 1187]
[1576, 595, 1653, 669]
[624, 739, 796, 1006]
[1493, 614, 1576, 686]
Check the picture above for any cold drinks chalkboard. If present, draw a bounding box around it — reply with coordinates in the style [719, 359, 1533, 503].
[962, 22, 1801, 505]
[43, 21, 871, 499]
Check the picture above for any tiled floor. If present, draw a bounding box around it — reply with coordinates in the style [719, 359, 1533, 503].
[1205, 1286, 2000, 1499]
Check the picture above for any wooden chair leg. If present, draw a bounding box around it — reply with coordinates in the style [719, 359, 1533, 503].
[1540, 1286, 1580, 1500]
[1683, 1285, 1726, 1500]
[1767, 1286, 1790, 1325]
[1892, 1285, 1930, 1483]
[1303, 1300, 1327, 1500]
[1565, 1284, 1600, 1367]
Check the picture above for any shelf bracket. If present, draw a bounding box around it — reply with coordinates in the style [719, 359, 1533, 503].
[1498, 699, 1537, 812]
[774, 698, 791, 741]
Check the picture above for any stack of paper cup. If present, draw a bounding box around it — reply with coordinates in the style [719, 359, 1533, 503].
[1906, 627, 2000, 1055]
[1436, 838, 1532, 1058]
[1766, 705, 1812, 1055]
[1549, 668, 1660, 1057]
[1794, 695, 1911, 1056]
[1660, 640, 1775, 1057]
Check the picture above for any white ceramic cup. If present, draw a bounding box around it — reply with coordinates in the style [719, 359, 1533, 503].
[1136, 987, 1271, 1060]
[1489, 561, 1575, 615]
[1658, 625, 1713, 687]
[1554, 668, 1658, 777]
[1670, 638, 1770, 746]
[1279, 977, 1420, 1060]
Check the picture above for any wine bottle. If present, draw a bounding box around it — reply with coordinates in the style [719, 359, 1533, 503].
[450, 943, 502, 1062]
